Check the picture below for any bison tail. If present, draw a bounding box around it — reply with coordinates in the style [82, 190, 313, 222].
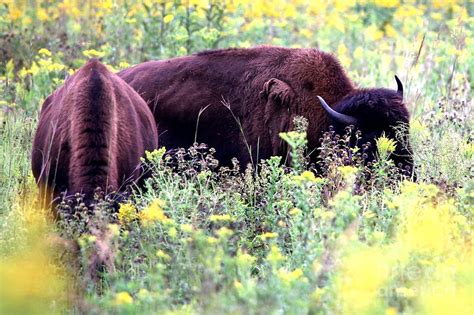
[68, 59, 118, 198]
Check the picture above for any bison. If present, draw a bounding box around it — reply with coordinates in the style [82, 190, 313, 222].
[118, 46, 412, 172]
[32, 59, 158, 206]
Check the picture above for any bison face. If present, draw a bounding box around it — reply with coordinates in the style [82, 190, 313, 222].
[317, 77, 413, 175]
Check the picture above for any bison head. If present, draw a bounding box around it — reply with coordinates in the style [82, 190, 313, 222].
[317, 76, 413, 174]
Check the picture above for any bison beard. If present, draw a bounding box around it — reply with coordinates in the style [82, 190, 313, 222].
[118, 46, 413, 172]
[32, 59, 158, 207]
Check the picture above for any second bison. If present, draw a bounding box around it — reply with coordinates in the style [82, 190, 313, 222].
[119, 46, 413, 172]
[32, 59, 158, 206]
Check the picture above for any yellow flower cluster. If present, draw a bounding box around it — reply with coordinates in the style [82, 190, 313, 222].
[0, 191, 68, 314]
[289, 207, 302, 216]
[336, 182, 473, 314]
[376, 134, 397, 158]
[209, 214, 233, 222]
[216, 226, 233, 238]
[118, 202, 137, 224]
[293, 171, 324, 185]
[156, 250, 171, 261]
[266, 245, 285, 266]
[277, 267, 305, 285]
[139, 199, 168, 226]
[236, 251, 256, 269]
[259, 231, 278, 241]
[115, 291, 133, 305]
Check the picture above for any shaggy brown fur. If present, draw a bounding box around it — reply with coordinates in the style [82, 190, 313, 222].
[32, 59, 158, 205]
[119, 46, 412, 170]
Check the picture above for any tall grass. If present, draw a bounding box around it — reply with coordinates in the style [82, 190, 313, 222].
[0, 113, 36, 213]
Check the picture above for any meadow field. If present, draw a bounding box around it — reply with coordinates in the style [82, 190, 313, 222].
[0, 0, 473, 314]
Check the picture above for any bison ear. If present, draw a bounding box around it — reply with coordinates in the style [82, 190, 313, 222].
[261, 78, 294, 157]
[260, 78, 295, 108]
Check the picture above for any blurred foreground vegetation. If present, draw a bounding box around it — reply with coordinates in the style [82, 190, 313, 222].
[0, 1, 473, 314]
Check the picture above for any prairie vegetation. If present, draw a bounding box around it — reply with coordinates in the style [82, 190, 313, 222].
[0, 1, 472, 314]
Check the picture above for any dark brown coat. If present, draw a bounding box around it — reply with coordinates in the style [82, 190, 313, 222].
[119, 46, 412, 170]
[32, 59, 158, 204]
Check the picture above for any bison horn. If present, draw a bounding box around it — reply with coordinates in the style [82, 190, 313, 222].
[317, 96, 358, 126]
[395, 75, 403, 98]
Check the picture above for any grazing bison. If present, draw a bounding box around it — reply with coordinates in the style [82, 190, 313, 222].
[32, 59, 158, 206]
[119, 46, 412, 172]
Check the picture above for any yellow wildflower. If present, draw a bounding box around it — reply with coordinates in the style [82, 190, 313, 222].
[118, 203, 137, 224]
[293, 171, 324, 184]
[97, 0, 113, 11]
[137, 288, 150, 300]
[234, 279, 243, 290]
[337, 42, 351, 68]
[338, 165, 358, 179]
[376, 134, 397, 158]
[37, 8, 48, 21]
[216, 227, 233, 238]
[267, 245, 285, 265]
[163, 14, 174, 23]
[279, 131, 307, 148]
[385, 24, 397, 38]
[277, 267, 304, 285]
[38, 48, 52, 57]
[144, 147, 166, 162]
[365, 24, 384, 41]
[372, 231, 386, 242]
[236, 251, 256, 269]
[300, 28, 312, 39]
[321, 210, 335, 220]
[47, 63, 64, 72]
[353, 46, 364, 60]
[86, 235, 97, 243]
[207, 236, 218, 245]
[108, 224, 120, 237]
[139, 199, 167, 225]
[312, 287, 325, 302]
[289, 207, 302, 216]
[71, 22, 81, 32]
[430, 12, 442, 21]
[168, 227, 177, 238]
[327, 12, 345, 33]
[337, 246, 392, 313]
[312, 260, 322, 275]
[363, 210, 376, 219]
[83, 49, 106, 58]
[180, 223, 193, 233]
[156, 250, 171, 261]
[209, 214, 233, 222]
[8, 6, 22, 20]
[259, 232, 278, 241]
[119, 61, 130, 69]
[115, 291, 133, 305]
[375, 0, 399, 8]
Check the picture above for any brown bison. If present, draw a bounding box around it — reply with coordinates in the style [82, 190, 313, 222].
[32, 59, 158, 205]
[118, 46, 412, 172]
